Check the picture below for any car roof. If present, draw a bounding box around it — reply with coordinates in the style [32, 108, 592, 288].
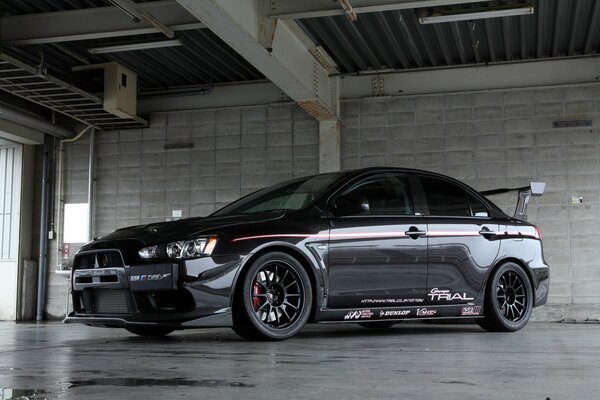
[341, 166, 465, 182]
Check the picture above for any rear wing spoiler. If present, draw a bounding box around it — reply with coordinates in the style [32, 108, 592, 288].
[481, 182, 545, 221]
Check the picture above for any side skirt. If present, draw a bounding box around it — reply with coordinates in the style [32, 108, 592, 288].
[314, 304, 484, 323]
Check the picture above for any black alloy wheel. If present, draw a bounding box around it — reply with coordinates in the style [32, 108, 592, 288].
[233, 252, 312, 340]
[251, 262, 303, 328]
[497, 270, 527, 322]
[477, 262, 533, 332]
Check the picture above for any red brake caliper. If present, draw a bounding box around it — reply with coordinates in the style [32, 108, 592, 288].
[252, 279, 261, 309]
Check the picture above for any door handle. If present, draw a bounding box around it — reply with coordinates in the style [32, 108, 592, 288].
[405, 227, 426, 239]
[478, 228, 496, 240]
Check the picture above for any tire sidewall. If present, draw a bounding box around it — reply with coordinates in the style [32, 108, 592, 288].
[487, 262, 533, 331]
[240, 252, 312, 340]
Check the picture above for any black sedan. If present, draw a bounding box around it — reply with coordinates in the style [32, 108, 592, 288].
[65, 167, 549, 340]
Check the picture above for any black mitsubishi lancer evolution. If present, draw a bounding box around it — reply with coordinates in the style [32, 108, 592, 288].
[65, 167, 549, 340]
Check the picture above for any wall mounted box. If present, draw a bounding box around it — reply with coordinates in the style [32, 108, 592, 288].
[103, 62, 137, 118]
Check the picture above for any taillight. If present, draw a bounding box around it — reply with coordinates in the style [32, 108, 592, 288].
[534, 226, 541, 239]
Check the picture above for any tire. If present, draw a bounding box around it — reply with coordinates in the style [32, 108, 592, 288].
[477, 262, 533, 332]
[125, 327, 174, 337]
[232, 252, 312, 341]
[358, 322, 396, 329]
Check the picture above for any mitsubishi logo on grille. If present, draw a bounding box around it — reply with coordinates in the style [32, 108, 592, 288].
[94, 253, 110, 268]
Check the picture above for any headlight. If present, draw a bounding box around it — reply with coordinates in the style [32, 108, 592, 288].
[138, 236, 217, 260]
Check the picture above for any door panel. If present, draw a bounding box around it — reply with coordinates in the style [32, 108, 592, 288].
[325, 171, 427, 309]
[418, 174, 501, 305]
[327, 218, 427, 308]
[426, 219, 500, 305]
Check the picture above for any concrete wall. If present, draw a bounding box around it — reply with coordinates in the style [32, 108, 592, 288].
[38, 82, 600, 321]
[341, 83, 600, 320]
[42, 103, 319, 318]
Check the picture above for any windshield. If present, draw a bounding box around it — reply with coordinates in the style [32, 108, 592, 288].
[212, 172, 346, 216]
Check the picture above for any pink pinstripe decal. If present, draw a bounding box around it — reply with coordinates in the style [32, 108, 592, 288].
[230, 230, 539, 242]
[231, 233, 324, 242]
[231, 232, 409, 242]
[428, 230, 480, 237]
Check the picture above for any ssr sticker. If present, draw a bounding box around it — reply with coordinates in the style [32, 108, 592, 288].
[130, 273, 171, 282]
[461, 306, 482, 316]
[416, 308, 437, 317]
[379, 310, 411, 318]
[344, 310, 373, 320]
[428, 288, 474, 302]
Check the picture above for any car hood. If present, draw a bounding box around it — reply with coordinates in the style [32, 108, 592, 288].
[92, 212, 286, 246]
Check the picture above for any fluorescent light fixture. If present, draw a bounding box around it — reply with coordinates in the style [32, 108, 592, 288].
[419, 5, 534, 24]
[552, 120, 592, 128]
[88, 39, 182, 54]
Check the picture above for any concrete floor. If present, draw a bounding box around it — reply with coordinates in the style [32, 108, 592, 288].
[0, 322, 598, 400]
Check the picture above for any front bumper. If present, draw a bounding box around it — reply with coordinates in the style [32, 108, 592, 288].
[63, 309, 233, 329]
[65, 252, 245, 328]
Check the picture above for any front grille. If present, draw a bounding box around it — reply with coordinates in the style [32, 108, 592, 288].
[95, 289, 130, 314]
[74, 250, 125, 269]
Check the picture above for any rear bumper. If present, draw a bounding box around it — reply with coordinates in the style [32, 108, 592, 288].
[533, 265, 550, 307]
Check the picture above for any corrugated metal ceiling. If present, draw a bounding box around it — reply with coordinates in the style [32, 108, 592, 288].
[0, 0, 151, 15]
[297, 0, 600, 73]
[0, 0, 597, 91]
[0, 1, 264, 91]
[3, 30, 265, 92]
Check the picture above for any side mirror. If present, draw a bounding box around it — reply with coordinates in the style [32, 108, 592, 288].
[331, 194, 370, 217]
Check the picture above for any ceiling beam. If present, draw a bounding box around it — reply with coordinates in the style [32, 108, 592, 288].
[176, 0, 338, 121]
[271, 0, 491, 20]
[0, 119, 45, 145]
[1, 0, 204, 45]
[108, 0, 174, 38]
[340, 57, 600, 98]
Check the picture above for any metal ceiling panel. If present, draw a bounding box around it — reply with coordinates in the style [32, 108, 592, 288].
[1, 30, 264, 90]
[297, 0, 600, 74]
[0, 1, 264, 89]
[0, 0, 152, 15]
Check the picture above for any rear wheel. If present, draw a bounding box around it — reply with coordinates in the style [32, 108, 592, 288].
[232, 252, 312, 341]
[125, 327, 174, 337]
[477, 262, 533, 332]
[358, 322, 396, 329]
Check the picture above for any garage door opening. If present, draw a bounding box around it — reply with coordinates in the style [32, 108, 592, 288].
[0, 141, 22, 320]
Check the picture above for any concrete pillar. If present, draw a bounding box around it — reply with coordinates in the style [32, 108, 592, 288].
[318, 119, 341, 173]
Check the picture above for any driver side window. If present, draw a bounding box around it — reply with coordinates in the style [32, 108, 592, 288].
[341, 173, 414, 216]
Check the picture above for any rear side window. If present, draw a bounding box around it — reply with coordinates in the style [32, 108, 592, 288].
[420, 176, 472, 217]
[342, 172, 414, 215]
[467, 192, 488, 217]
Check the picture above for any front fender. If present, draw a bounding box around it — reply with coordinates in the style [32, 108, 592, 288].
[227, 239, 328, 312]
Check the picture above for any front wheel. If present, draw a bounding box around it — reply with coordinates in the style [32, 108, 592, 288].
[232, 252, 312, 341]
[477, 262, 533, 332]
